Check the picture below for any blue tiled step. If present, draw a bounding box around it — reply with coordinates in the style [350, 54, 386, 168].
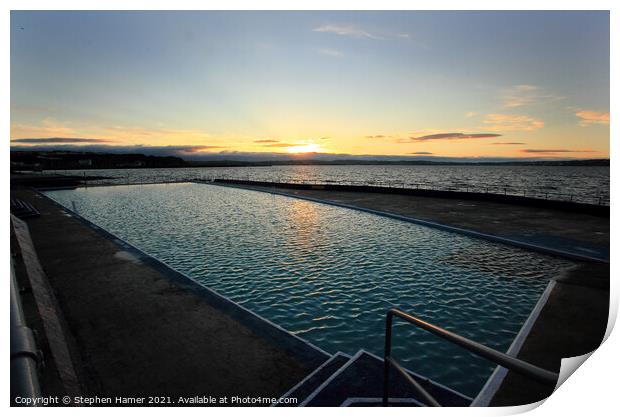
[300, 350, 472, 407]
[274, 352, 351, 407]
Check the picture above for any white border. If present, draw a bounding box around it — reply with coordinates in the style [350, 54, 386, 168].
[4, 3, 616, 417]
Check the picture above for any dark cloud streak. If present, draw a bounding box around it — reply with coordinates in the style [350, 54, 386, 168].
[412, 133, 502, 141]
[10, 143, 225, 157]
[520, 149, 596, 153]
[11, 137, 113, 144]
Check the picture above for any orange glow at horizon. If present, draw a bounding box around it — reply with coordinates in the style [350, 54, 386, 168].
[287, 143, 321, 154]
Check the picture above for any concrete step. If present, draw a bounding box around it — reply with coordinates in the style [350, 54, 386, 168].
[300, 350, 472, 407]
[11, 198, 40, 219]
[340, 397, 423, 407]
[275, 352, 351, 407]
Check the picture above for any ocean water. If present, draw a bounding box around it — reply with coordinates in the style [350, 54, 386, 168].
[51, 164, 609, 205]
[44, 182, 573, 397]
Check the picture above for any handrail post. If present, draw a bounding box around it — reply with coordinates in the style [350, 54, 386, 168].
[383, 310, 393, 406]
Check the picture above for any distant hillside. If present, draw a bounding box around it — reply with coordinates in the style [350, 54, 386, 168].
[11, 150, 187, 170]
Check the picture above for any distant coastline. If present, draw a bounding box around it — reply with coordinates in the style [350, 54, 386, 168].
[184, 159, 610, 168]
[10, 150, 610, 171]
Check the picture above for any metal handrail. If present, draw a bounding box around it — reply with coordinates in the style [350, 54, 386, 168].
[385, 356, 442, 407]
[382, 308, 559, 407]
[11, 260, 41, 405]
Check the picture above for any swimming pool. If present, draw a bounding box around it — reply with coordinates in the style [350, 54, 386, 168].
[44, 183, 572, 396]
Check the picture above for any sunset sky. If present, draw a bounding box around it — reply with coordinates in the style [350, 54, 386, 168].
[10, 11, 610, 160]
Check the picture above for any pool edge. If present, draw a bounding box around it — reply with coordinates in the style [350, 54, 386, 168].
[470, 280, 557, 406]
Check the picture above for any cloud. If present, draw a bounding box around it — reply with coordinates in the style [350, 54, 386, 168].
[313, 24, 383, 40]
[11, 119, 217, 144]
[177, 145, 225, 153]
[365, 135, 388, 139]
[11, 137, 113, 144]
[253, 139, 280, 143]
[11, 118, 78, 138]
[317, 48, 343, 57]
[502, 85, 565, 108]
[482, 114, 544, 131]
[410, 132, 502, 141]
[576, 110, 610, 127]
[409, 151, 433, 155]
[10, 144, 225, 157]
[492, 142, 527, 145]
[520, 149, 596, 154]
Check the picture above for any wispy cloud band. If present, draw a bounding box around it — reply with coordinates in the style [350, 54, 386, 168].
[483, 114, 544, 132]
[411, 132, 502, 141]
[520, 149, 596, 154]
[502, 84, 565, 108]
[576, 110, 610, 127]
[313, 24, 383, 40]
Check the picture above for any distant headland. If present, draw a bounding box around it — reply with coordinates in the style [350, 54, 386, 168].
[10, 150, 610, 171]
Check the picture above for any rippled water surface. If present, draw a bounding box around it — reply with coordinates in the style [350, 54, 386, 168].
[45, 183, 573, 396]
[51, 164, 609, 204]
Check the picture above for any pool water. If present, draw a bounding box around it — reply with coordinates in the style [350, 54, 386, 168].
[44, 183, 572, 396]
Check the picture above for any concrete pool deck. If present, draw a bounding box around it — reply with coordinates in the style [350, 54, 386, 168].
[10, 188, 315, 403]
[212, 182, 609, 406]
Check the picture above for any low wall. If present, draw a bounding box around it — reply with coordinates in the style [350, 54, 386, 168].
[212, 179, 609, 217]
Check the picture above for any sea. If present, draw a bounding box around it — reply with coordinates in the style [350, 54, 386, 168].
[50, 164, 610, 205]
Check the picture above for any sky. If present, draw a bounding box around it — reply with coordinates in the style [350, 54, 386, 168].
[10, 11, 610, 161]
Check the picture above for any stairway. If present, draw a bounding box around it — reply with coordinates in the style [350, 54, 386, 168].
[11, 199, 40, 219]
[276, 350, 472, 407]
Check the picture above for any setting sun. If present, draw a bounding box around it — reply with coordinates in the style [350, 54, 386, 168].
[287, 143, 321, 153]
